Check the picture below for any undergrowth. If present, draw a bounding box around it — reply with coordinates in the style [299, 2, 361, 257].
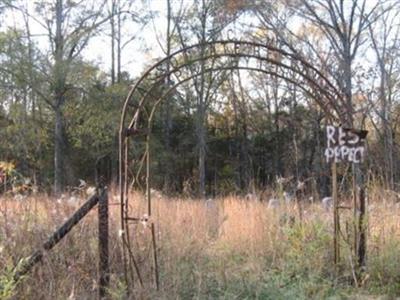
[1, 187, 400, 299]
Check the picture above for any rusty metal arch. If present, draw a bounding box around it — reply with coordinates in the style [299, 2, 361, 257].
[118, 40, 345, 292]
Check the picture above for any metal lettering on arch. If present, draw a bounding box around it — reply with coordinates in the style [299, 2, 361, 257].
[118, 40, 346, 293]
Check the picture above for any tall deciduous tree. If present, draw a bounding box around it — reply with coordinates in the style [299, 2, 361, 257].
[108, 0, 146, 84]
[292, 0, 381, 126]
[6, 0, 110, 194]
[368, 2, 400, 188]
[173, 0, 237, 197]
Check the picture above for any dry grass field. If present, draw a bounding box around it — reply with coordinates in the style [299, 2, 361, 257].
[1, 186, 400, 299]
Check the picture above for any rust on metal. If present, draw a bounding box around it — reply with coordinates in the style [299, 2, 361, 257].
[10, 188, 110, 300]
[98, 188, 109, 299]
[358, 187, 367, 270]
[13, 193, 100, 282]
[118, 39, 347, 294]
[125, 127, 149, 137]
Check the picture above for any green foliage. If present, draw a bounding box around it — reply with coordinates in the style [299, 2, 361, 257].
[368, 238, 400, 296]
[0, 267, 17, 300]
[0, 0, 397, 196]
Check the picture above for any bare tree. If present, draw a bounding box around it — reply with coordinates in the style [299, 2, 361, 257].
[258, 0, 381, 125]
[108, 0, 146, 84]
[368, 2, 400, 189]
[173, 0, 238, 197]
[5, 0, 110, 194]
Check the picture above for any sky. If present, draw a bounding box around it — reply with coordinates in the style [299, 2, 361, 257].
[82, 0, 169, 77]
[0, 0, 390, 88]
[1, 0, 169, 78]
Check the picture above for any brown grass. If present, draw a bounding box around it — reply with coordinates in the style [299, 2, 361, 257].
[1, 187, 400, 299]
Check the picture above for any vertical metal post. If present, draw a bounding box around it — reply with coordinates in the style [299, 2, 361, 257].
[146, 131, 160, 289]
[358, 186, 366, 270]
[354, 163, 367, 276]
[332, 162, 340, 266]
[123, 138, 134, 288]
[98, 188, 109, 299]
[119, 132, 129, 293]
[352, 168, 358, 261]
[151, 223, 160, 290]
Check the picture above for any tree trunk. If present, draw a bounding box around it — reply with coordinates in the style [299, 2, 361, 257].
[197, 2, 207, 198]
[163, 0, 173, 192]
[273, 75, 282, 177]
[117, 0, 122, 83]
[110, 0, 116, 84]
[54, 0, 66, 195]
[198, 117, 206, 198]
[380, 63, 394, 189]
[343, 51, 354, 127]
[54, 107, 65, 195]
[237, 71, 251, 190]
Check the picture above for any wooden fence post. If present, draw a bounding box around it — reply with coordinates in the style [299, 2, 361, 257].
[98, 188, 109, 299]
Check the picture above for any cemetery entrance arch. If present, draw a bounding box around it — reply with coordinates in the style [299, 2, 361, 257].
[118, 40, 345, 291]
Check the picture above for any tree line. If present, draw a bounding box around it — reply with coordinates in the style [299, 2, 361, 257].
[0, 0, 399, 197]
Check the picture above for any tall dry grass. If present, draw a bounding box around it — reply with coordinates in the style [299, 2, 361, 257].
[1, 185, 400, 299]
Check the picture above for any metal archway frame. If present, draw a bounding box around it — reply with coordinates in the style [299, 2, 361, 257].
[118, 40, 346, 292]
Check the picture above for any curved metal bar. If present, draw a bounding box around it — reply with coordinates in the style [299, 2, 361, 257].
[130, 66, 339, 232]
[146, 66, 339, 130]
[126, 52, 342, 132]
[134, 65, 340, 134]
[119, 40, 343, 134]
[118, 40, 345, 294]
[128, 64, 342, 185]
[119, 41, 344, 210]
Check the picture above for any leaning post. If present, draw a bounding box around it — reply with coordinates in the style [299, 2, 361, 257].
[13, 194, 100, 282]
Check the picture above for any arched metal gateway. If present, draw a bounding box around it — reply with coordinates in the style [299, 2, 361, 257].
[118, 40, 346, 291]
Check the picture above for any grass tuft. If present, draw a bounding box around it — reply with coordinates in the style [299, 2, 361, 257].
[1, 186, 400, 298]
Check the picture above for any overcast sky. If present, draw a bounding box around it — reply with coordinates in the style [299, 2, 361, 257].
[83, 0, 169, 77]
[1, 0, 169, 78]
